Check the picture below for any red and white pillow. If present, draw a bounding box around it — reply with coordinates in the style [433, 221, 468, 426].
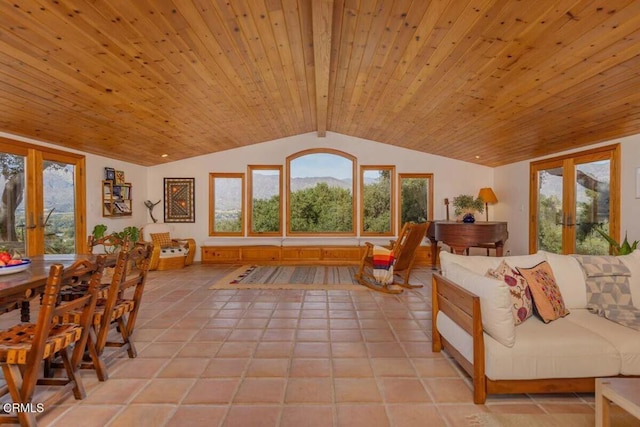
[486, 260, 533, 325]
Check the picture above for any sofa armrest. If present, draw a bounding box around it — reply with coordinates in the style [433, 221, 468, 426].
[172, 238, 196, 266]
[432, 273, 487, 403]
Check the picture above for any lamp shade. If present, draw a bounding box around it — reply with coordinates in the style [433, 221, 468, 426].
[478, 187, 498, 204]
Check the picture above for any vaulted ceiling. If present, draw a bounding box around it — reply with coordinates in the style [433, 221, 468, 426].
[1, 0, 640, 167]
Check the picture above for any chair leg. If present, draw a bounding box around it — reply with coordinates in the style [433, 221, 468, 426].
[59, 348, 86, 400]
[396, 269, 423, 289]
[2, 364, 38, 427]
[356, 272, 403, 294]
[118, 317, 137, 358]
[85, 328, 108, 381]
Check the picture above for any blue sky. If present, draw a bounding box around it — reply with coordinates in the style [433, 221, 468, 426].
[290, 153, 352, 179]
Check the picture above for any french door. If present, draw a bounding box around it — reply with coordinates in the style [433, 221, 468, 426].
[529, 144, 620, 255]
[0, 138, 86, 256]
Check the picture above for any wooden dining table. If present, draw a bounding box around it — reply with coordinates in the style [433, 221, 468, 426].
[0, 254, 100, 322]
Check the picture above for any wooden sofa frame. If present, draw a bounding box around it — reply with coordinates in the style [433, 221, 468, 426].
[431, 272, 603, 404]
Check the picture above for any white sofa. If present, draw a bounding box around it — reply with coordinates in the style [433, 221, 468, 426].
[432, 249, 640, 403]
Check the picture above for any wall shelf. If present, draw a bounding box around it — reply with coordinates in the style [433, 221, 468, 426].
[102, 180, 132, 217]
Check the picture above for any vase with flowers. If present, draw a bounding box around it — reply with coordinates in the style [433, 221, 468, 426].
[452, 194, 485, 223]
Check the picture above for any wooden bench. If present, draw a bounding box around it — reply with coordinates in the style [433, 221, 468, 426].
[200, 237, 438, 266]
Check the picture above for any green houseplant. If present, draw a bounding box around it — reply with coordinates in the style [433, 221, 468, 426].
[452, 194, 484, 223]
[594, 227, 638, 255]
[91, 224, 141, 254]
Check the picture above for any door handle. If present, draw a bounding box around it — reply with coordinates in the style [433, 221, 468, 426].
[26, 213, 37, 230]
[565, 213, 575, 227]
[40, 208, 55, 228]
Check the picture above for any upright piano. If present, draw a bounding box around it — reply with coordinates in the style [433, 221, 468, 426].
[426, 221, 509, 269]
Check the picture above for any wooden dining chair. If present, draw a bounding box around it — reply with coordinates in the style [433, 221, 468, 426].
[0, 255, 106, 427]
[356, 221, 430, 294]
[80, 241, 153, 380]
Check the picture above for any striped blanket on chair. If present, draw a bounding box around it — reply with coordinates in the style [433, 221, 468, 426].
[372, 245, 395, 285]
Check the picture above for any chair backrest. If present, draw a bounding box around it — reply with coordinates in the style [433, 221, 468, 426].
[94, 241, 153, 352]
[22, 255, 107, 397]
[392, 222, 430, 271]
[87, 234, 124, 255]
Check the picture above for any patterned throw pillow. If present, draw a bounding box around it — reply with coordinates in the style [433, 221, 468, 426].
[150, 232, 172, 248]
[486, 260, 533, 325]
[517, 261, 570, 323]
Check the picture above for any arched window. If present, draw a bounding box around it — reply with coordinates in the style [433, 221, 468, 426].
[286, 149, 356, 235]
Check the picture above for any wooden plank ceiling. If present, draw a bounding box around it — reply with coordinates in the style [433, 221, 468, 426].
[1, 0, 640, 167]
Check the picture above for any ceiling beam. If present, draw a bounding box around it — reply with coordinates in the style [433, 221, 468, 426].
[312, 0, 333, 137]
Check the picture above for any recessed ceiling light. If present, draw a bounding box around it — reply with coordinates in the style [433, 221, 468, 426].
[475, 155, 480, 159]
[161, 154, 169, 158]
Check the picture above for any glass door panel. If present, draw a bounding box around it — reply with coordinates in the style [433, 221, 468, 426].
[42, 160, 76, 254]
[0, 152, 27, 255]
[536, 166, 564, 254]
[574, 159, 610, 255]
[530, 145, 619, 255]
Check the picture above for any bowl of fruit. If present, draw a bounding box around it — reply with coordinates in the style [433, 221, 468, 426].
[0, 252, 31, 275]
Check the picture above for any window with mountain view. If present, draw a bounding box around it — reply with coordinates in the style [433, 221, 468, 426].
[210, 173, 244, 235]
[287, 150, 355, 235]
[399, 173, 433, 229]
[248, 165, 282, 235]
[361, 166, 395, 235]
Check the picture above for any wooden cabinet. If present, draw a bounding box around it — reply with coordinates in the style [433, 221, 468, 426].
[282, 247, 322, 262]
[102, 180, 132, 217]
[201, 244, 437, 266]
[201, 247, 241, 262]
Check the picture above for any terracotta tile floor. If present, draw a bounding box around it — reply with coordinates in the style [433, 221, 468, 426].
[0, 264, 599, 426]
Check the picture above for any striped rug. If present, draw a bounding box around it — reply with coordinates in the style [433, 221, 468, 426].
[210, 265, 366, 290]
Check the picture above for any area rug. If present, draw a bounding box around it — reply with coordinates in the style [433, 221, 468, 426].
[466, 411, 638, 426]
[210, 265, 366, 290]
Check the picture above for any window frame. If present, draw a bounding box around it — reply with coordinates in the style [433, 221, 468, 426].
[286, 148, 357, 236]
[398, 173, 434, 232]
[209, 172, 245, 236]
[247, 165, 283, 236]
[360, 165, 395, 236]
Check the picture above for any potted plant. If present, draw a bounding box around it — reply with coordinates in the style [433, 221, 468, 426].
[452, 194, 484, 223]
[594, 227, 638, 255]
[91, 224, 141, 254]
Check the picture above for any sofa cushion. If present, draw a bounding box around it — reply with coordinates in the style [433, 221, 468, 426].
[518, 261, 570, 323]
[566, 310, 640, 375]
[202, 237, 283, 246]
[282, 237, 360, 246]
[439, 251, 545, 278]
[539, 251, 588, 309]
[486, 260, 533, 325]
[483, 315, 621, 380]
[150, 232, 172, 248]
[443, 262, 515, 347]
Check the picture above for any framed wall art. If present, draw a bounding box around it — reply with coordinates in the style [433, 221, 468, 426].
[104, 167, 115, 182]
[115, 170, 126, 184]
[164, 178, 196, 222]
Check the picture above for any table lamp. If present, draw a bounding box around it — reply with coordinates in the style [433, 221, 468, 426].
[478, 187, 498, 222]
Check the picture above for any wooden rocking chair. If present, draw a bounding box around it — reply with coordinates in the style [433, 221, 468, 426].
[356, 222, 430, 294]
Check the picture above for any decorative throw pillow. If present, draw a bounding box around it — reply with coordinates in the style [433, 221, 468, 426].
[486, 260, 533, 325]
[150, 232, 172, 248]
[517, 261, 570, 323]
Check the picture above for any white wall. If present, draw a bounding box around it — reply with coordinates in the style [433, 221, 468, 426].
[494, 134, 640, 255]
[147, 132, 494, 259]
